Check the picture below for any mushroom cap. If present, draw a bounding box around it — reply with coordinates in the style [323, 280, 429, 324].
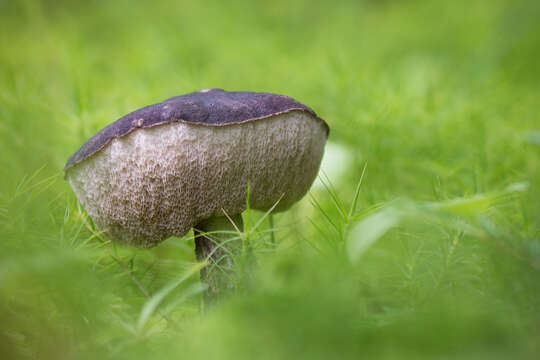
[65, 89, 328, 170]
[65, 89, 329, 247]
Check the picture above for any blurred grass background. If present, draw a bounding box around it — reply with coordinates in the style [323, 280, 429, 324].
[1, 0, 540, 358]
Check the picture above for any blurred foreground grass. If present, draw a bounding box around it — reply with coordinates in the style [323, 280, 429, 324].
[1, 0, 540, 359]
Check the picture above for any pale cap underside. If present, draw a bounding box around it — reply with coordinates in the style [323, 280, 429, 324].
[66, 112, 327, 247]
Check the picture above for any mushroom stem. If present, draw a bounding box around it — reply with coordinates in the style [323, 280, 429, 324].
[194, 214, 244, 299]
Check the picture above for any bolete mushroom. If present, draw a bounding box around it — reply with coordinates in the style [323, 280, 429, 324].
[64, 89, 329, 296]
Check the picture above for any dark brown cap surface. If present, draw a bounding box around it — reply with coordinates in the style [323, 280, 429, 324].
[65, 89, 329, 170]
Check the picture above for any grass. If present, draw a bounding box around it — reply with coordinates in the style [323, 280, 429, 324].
[1, 0, 540, 358]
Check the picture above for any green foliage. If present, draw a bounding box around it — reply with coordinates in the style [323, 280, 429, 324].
[1, 0, 540, 359]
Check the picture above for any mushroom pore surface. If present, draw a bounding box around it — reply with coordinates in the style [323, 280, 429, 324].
[66, 111, 327, 247]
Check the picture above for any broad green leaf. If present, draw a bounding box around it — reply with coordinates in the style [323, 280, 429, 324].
[347, 208, 402, 263]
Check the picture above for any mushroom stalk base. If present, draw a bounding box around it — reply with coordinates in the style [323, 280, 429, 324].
[194, 214, 244, 300]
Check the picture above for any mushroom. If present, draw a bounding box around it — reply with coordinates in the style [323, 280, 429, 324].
[64, 89, 329, 296]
